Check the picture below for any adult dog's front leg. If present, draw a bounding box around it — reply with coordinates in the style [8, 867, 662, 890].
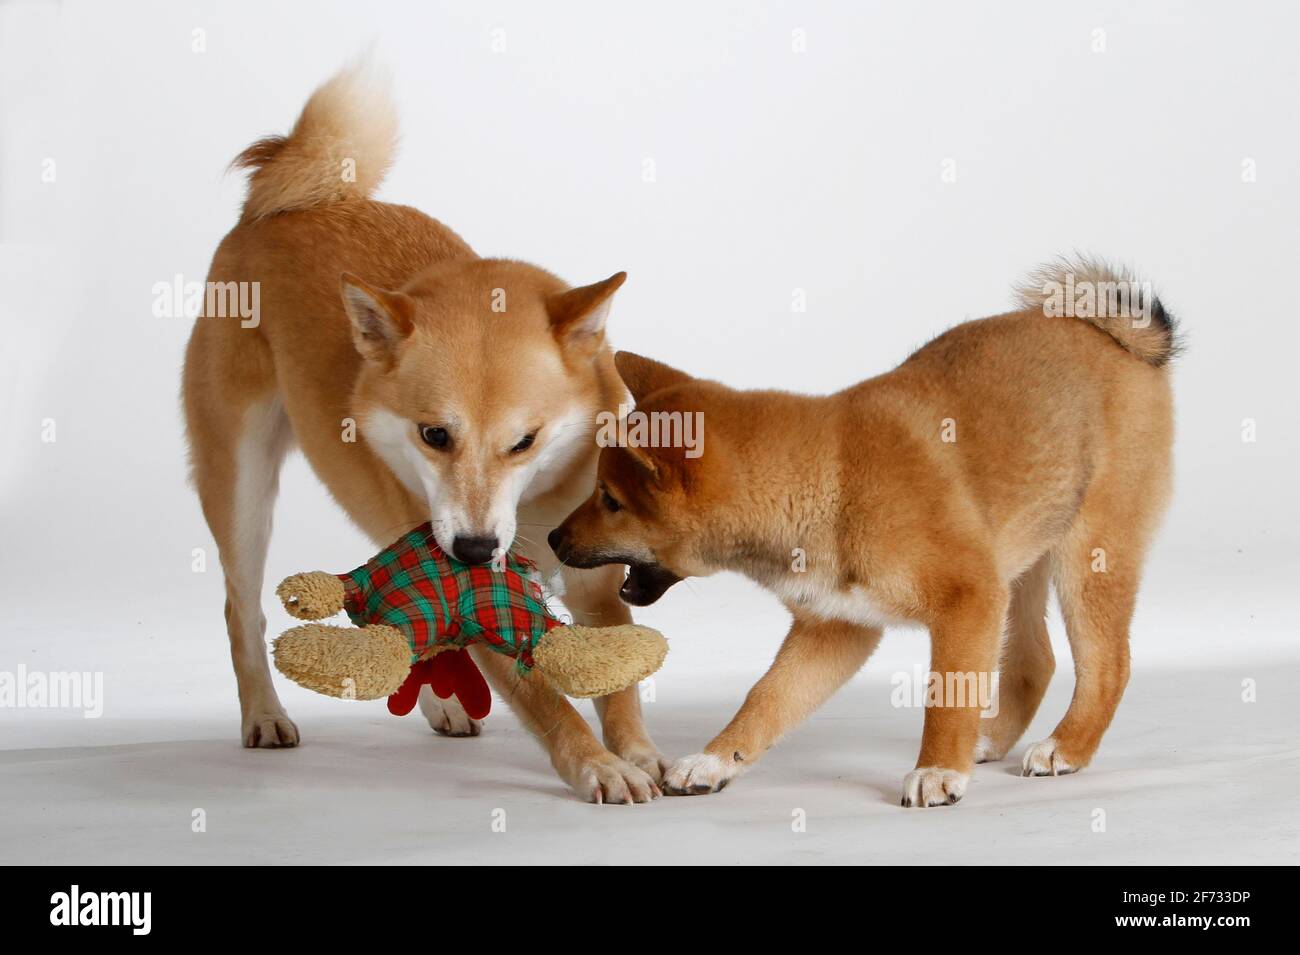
[560, 564, 667, 781]
[468, 644, 660, 804]
[903, 586, 1008, 807]
[663, 614, 882, 795]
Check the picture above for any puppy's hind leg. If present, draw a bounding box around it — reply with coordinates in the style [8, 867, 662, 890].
[974, 556, 1054, 763]
[1022, 504, 1149, 777]
[905, 581, 1008, 807]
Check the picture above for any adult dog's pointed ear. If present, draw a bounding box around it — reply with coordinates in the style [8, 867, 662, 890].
[548, 271, 626, 355]
[341, 272, 415, 366]
[615, 351, 694, 402]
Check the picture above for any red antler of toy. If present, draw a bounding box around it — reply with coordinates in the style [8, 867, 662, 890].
[386, 650, 492, 721]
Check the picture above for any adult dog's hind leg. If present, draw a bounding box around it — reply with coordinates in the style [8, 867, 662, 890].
[188, 391, 296, 747]
[417, 686, 482, 737]
[185, 327, 297, 748]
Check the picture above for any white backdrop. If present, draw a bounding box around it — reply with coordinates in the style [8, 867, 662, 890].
[2, 1, 1297, 864]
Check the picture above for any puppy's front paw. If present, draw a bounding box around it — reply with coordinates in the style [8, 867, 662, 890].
[572, 752, 661, 805]
[662, 752, 738, 795]
[901, 767, 967, 807]
[1021, 737, 1079, 776]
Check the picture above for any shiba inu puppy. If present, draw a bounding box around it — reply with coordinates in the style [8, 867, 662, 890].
[182, 63, 666, 804]
[550, 261, 1177, 806]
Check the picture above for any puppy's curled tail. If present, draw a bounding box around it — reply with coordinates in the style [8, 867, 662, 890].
[230, 59, 398, 222]
[1014, 255, 1182, 367]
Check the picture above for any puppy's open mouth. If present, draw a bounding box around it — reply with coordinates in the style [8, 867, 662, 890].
[619, 562, 681, 606]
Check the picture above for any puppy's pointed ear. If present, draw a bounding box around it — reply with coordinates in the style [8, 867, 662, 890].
[621, 443, 660, 480]
[341, 272, 415, 365]
[615, 351, 693, 402]
[548, 271, 626, 354]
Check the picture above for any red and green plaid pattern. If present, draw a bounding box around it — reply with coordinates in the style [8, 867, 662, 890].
[338, 523, 560, 674]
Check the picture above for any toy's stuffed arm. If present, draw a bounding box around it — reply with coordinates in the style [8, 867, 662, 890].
[276, 572, 347, 620]
[532, 625, 668, 698]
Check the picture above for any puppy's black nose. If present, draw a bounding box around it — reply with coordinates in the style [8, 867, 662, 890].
[452, 535, 499, 565]
[547, 527, 567, 557]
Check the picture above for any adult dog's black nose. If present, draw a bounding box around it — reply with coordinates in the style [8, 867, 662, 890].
[452, 535, 499, 565]
[547, 527, 568, 559]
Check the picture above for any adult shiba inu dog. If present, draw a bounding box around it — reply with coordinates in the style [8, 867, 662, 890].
[550, 261, 1178, 807]
[182, 63, 666, 804]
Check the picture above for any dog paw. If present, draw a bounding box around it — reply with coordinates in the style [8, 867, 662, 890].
[573, 752, 661, 805]
[418, 686, 482, 737]
[615, 745, 671, 783]
[662, 752, 738, 795]
[973, 735, 1007, 763]
[901, 767, 967, 807]
[242, 711, 300, 749]
[1021, 737, 1078, 776]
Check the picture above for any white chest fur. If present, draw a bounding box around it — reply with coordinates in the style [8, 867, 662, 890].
[768, 574, 917, 629]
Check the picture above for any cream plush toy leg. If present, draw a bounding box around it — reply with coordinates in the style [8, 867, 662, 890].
[532, 625, 668, 698]
[272, 623, 410, 700]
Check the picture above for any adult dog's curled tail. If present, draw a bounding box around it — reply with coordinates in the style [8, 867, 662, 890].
[1015, 255, 1182, 367]
[231, 59, 398, 222]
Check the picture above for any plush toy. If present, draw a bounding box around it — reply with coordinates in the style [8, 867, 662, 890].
[270, 522, 667, 720]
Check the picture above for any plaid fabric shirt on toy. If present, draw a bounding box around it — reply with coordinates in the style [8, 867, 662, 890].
[337, 522, 561, 675]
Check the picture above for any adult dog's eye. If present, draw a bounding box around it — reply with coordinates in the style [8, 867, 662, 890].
[510, 432, 537, 454]
[419, 425, 450, 449]
[601, 489, 622, 513]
